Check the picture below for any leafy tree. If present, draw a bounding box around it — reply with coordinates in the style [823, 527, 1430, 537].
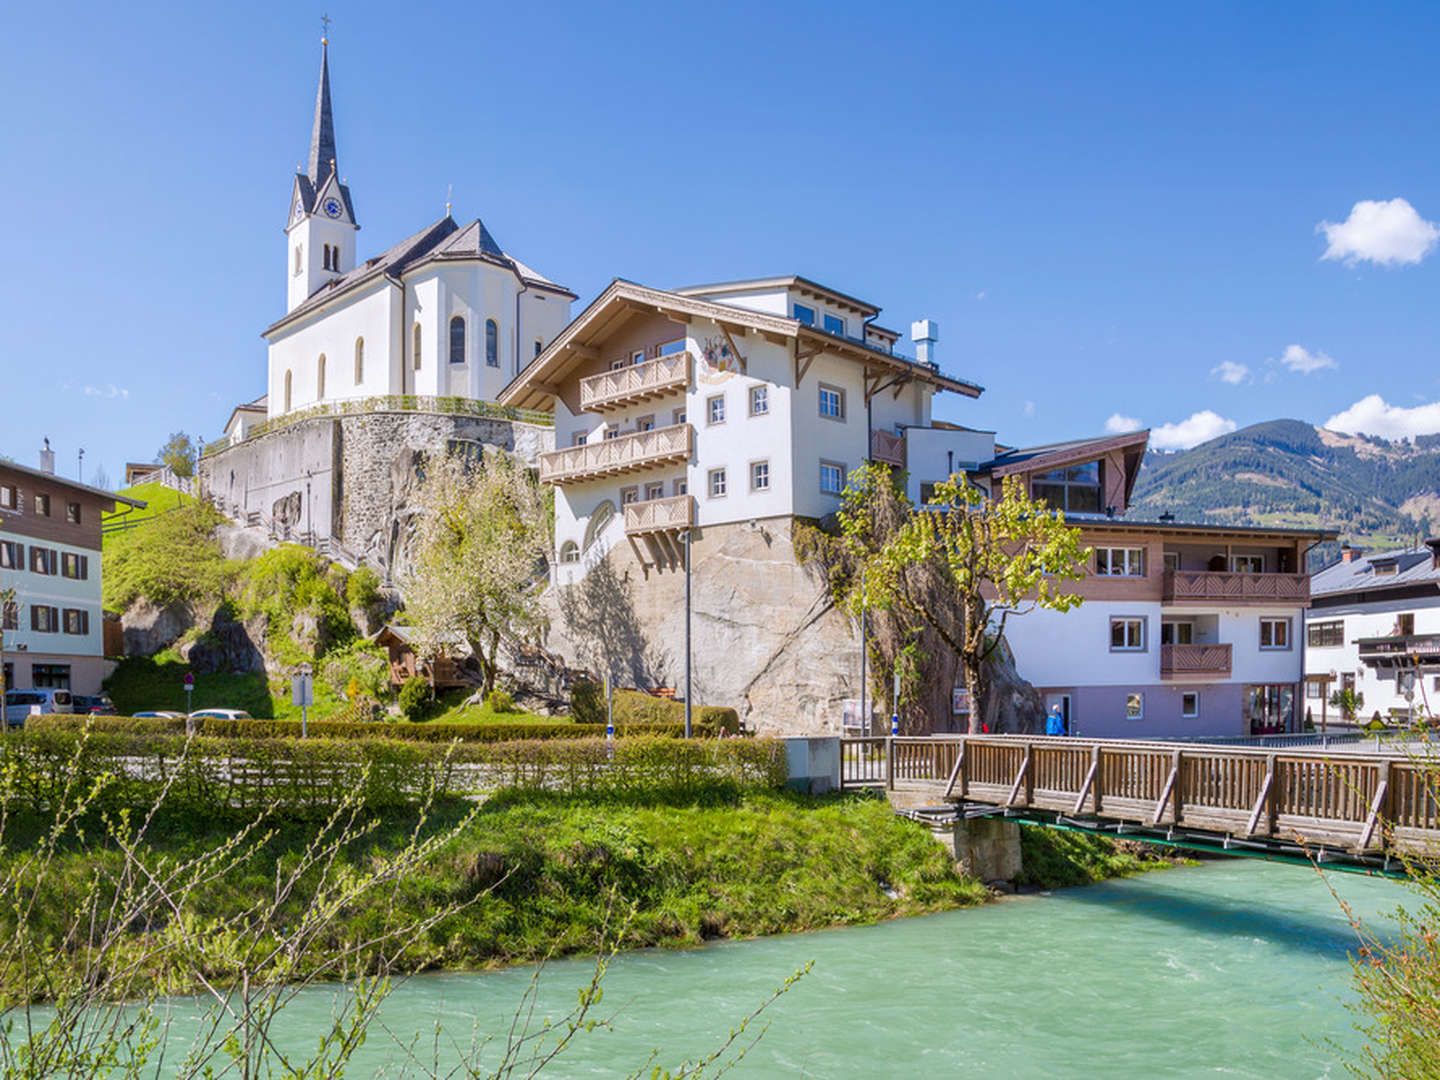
[1329, 686, 1365, 721]
[404, 448, 550, 696]
[831, 464, 1089, 733]
[155, 431, 198, 480]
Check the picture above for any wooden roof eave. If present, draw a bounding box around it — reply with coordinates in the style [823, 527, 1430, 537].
[989, 431, 1152, 479]
[794, 328, 983, 398]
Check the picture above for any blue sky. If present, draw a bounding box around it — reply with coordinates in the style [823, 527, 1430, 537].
[4, 1, 1440, 486]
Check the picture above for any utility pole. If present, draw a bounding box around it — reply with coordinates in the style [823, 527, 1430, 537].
[860, 568, 868, 736]
[683, 529, 692, 739]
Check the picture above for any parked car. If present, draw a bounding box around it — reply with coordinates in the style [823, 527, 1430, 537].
[4, 688, 75, 728]
[133, 711, 187, 719]
[188, 708, 254, 721]
[72, 694, 118, 716]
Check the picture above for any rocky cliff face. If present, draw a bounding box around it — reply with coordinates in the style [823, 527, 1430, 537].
[540, 518, 863, 736]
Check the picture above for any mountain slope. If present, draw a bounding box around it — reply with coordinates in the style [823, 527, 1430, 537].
[1128, 419, 1440, 550]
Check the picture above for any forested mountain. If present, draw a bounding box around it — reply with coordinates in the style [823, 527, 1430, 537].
[1128, 420, 1440, 557]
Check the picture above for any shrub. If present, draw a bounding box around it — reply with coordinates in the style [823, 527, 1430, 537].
[610, 690, 740, 734]
[0, 728, 788, 814]
[321, 640, 390, 701]
[399, 676, 431, 721]
[29, 714, 732, 743]
[346, 565, 382, 611]
[236, 545, 357, 666]
[569, 680, 603, 724]
[104, 502, 233, 611]
[486, 689, 517, 714]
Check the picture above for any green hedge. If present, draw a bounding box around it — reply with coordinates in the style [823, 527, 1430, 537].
[608, 690, 740, 734]
[29, 714, 731, 742]
[0, 729, 786, 815]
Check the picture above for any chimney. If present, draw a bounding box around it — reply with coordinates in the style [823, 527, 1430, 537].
[910, 319, 939, 367]
[1340, 543, 1361, 563]
[39, 438, 54, 475]
[1426, 538, 1440, 570]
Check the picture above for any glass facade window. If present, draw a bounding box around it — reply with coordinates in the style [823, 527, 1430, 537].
[449, 316, 466, 364]
[1247, 684, 1295, 736]
[1031, 461, 1102, 514]
[1110, 617, 1145, 651]
[1095, 547, 1145, 577]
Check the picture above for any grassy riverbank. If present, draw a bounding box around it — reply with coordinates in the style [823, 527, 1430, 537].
[0, 789, 1176, 1001]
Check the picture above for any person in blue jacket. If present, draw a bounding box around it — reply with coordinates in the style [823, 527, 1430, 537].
[1045, 703, 1067, 736]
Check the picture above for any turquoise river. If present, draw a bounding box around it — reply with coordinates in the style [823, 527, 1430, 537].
[187, 858, 1407, 1077]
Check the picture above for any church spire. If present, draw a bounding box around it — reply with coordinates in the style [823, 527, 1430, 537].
[306, 38, 337, 187]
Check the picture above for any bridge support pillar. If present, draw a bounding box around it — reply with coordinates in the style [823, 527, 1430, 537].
[939, 817, 1022, 884]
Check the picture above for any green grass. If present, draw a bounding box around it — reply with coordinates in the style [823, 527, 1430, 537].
[1016, 825, 1191, 889]
[0, 790, 990, 997]
[101, 482, 194, 553]
[104, 653, 349, 721]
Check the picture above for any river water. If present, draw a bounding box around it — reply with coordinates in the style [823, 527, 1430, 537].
[189, 859, 1407, 1077]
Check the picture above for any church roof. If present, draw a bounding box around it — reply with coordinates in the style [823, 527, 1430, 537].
[308, 41, 338, 188]
[264, 215, 574, 337]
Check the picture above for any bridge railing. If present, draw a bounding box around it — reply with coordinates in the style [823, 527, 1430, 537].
[839, 734, 1440, 855]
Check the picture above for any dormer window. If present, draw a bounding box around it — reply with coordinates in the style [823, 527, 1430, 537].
[1374, 560, 1398, 577]
[1031, 461, 1102, 514]
[823, 313, 845, 336]
[792, 303, 816, 326]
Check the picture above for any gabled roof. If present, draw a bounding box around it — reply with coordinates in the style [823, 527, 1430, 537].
[498, 279, 983, 411]
[981, 429, 1151, 510]
[265, 214, 574, 338]
[675, 275, 882, 318]
[1312, 542, 1440, 598]
[0, 458, 146, 509]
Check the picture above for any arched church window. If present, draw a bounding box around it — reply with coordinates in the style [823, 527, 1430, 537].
[450, 316, 466, 365]
[485, 319, 499, 367]
[354, 337, 364, 384]
[583, 501, 616, 550]
[284, 370, 293, 412]
[317, 354, 327, 399]
[323, 245, 332, 271]
[294, 245, 303, 276]
[559, 541, 579, 564]
[413, 324, 422, 371]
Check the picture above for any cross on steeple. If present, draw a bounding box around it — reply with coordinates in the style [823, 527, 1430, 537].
[321, 12, 331, 41]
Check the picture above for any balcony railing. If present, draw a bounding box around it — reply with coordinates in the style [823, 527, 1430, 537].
[871, 429, 906, 467]
[579, 352, 692, 413]
[625, 494, 694, 536]
[1357, 633, 1440, 667]
[538, 423, 693, 484]
[1160, 642, 1233, 679]
[1162, 570, 1310, 605]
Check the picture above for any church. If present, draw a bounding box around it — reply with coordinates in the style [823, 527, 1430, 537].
[264, 40, 575, 416]
[201, 40, 567, 572]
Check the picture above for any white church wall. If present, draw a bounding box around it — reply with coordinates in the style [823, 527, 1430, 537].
[269, 281, 395, 416]
[406, 277, 442, 397]
[519, 289, 571, 383]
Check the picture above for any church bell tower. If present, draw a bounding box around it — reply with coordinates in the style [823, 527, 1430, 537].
[285, 37, 358, 313]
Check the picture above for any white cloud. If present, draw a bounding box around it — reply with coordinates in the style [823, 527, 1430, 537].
[1104, 413, 1143, 434]
[975, 290, 988, 301]
[1211, 360, 1251, 385]
[1278, 344, 1337, 374]
[83, 384, 130, 399]
[1022, 399, 1036, 418]
[1318, 198, 1439, 267]
[1150, 410, 1237, 450]
[1325, 394, 1440, 440]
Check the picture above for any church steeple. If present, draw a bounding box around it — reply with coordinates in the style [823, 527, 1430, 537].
[307, 40, 338, 187]
[285, 34, 358, 314]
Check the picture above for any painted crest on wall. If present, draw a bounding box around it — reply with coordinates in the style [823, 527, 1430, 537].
[697, 335, 742, 384]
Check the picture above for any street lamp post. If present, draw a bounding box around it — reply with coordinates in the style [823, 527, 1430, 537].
[683, 529, 692, 739]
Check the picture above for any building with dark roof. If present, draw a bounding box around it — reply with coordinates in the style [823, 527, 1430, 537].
[1305, 541, 1440, 722]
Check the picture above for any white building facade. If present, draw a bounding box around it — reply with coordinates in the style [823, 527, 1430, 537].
[1305, 542, 1440, 724]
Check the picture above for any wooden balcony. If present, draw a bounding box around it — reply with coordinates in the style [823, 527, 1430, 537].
[538, 423, 693, 484]
[1357, 633, 1440, 669]
[579, 352, 691, 413]
[1160, 642, 1233, 679]
[1162, 570, 1310, 606]
[871, 429, 906, 467]
[625, 494, 694, 536]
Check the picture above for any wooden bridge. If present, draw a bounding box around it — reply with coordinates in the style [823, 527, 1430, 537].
[841, 735, 1440, 870]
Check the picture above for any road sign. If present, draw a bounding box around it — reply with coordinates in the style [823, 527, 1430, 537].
[291, 673, 314, 707]
[184, 673, 195, 689]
